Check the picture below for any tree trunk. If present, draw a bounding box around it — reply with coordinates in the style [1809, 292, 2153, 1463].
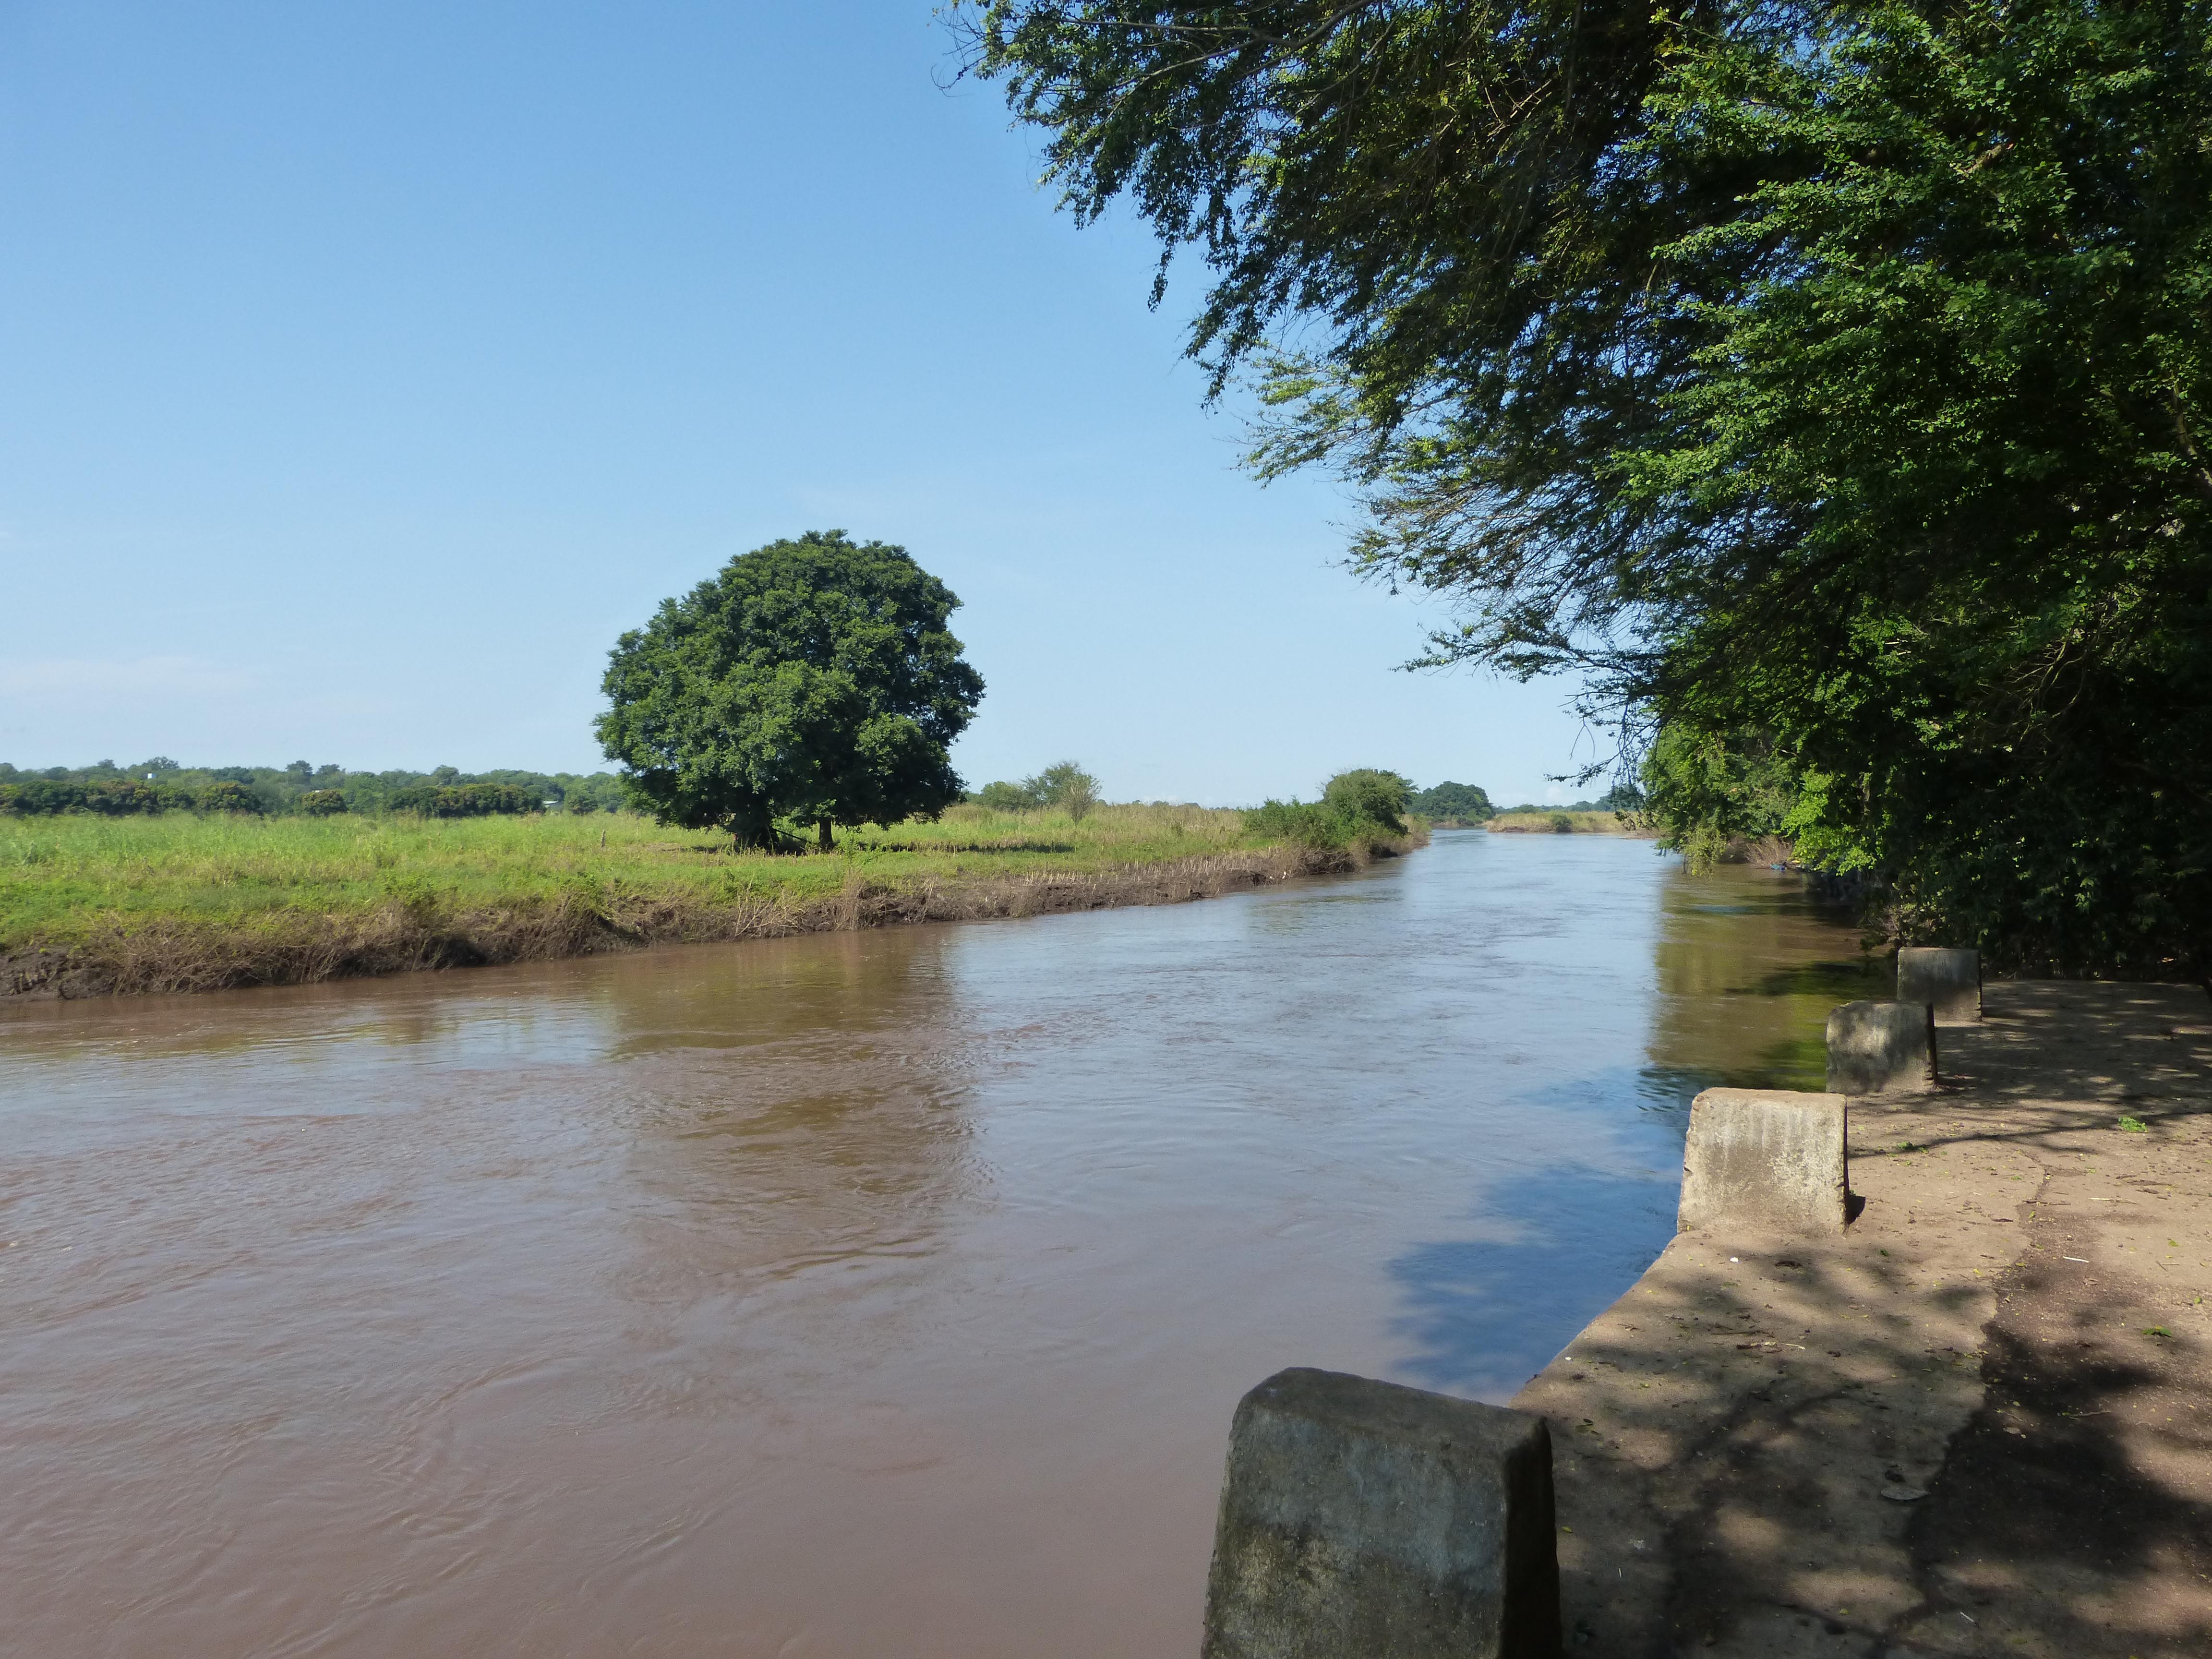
[817, 817, 834, 853]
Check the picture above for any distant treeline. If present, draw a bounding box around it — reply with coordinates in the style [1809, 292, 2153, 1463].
[1408, 781, 1495, 823]
[1491, 785, 1645, 816]
[0, 759, 632, 818]
[963, 774, 1513, 828]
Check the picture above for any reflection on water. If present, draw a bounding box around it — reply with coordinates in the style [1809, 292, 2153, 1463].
[1650, 864, 1887, 1090]
[1385, 863, 1878, 1401]
[0, 833, 1872, 1659]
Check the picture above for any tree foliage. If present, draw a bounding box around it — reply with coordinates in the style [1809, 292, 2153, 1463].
[195, 781, 261, 814]
[596, 531, 986, 850]
[1247, 767, 1413, 850]
[387, 783, 539, 818]
[964, 0, 2212, 973]
[971, 760, 1104, 817]
[1409, 780, 1495, 822]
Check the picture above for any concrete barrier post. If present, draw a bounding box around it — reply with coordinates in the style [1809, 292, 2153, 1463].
[1678, 1089, 1851, 1233]
[1827, 999, 1937, 1094]
[1202, 1367, 1560, 1659]
[1897, 946, 1982, 1025]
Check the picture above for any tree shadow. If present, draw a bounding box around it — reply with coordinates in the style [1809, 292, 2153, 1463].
[1899, 1278, 2212, 1654]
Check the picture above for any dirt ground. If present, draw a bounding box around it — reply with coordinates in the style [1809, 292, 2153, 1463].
[1515, 980, 2212, 1658]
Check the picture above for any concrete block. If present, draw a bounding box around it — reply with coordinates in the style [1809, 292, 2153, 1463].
[1827, 999, 1937, 1095]
[1678, 1088, 1850, 1234]
[1202, 1367, 1559, 1659]
[1897, 946, 1982, 1025]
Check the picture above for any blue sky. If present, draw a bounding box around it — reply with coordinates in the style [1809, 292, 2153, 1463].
[0, 0, 1598, 806]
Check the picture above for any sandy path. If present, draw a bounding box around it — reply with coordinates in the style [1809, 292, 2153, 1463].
[1515, 980, 2212, 1657]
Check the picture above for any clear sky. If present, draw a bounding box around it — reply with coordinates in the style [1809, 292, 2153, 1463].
[0, 0, 1601, 807]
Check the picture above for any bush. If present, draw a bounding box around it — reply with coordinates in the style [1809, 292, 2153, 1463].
[1242, 798, 1337, 847]
[1321, 769, 1410, 836]
[388, 783, 538, 818]
[1409, 781, 1493, 821]
[4, 780, 88, 814]
[196, 780, 261, 814]
[299, 790, 349, 817]
[565, 795, 599, 815]
[1043, 764, 1100, 822]
[87, 780, 165, 815]
[1247, 769, 1414, 853]
[973, 763, 1104, 819]
[1025, 762, 1102, 819]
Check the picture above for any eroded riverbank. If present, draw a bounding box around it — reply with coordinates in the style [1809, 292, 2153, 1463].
[0, 842, 1385, 1001]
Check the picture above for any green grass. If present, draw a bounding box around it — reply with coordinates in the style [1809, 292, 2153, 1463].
[0, 802, 1264, 951]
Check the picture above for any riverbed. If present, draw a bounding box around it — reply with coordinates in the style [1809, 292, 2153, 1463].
[0, 831, 1877, 1657]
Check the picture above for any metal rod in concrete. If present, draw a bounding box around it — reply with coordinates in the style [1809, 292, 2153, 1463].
[1897, 946, 1982, 1026]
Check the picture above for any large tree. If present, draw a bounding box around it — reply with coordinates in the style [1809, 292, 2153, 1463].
[962, 0, 2212, 974]
[596, 531, 985, 850]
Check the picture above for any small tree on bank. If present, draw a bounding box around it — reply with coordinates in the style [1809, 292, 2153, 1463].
[1245, 768, 1412, 853]
[596, 531, 986, 851]
[971, 760, 1103, 818]
[1024, 761, 1099, 820]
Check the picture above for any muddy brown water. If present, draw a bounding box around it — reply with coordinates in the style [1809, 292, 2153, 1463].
[0, 832, 1878, 1658]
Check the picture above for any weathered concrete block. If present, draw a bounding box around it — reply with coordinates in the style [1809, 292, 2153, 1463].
[1897, 946, 1982, 1025]
[1202, 1367, 1559, 1659]
[1827, 999, 1937, 1095]
[1678, 1088, 1850, 1233]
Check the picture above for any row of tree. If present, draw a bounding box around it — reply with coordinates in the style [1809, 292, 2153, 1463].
[961, 0, 2212, 975]
[0, 760, 632, 817]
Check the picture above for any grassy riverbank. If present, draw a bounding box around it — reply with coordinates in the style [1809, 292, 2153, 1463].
[1487, 809, 1658, 835]
[1, 803, 1419, 998]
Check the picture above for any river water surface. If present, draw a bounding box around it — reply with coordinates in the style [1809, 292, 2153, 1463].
[0, 831, 1878, 1658]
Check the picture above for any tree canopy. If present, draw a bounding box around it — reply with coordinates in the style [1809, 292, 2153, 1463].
[974, 760, 1104, 817]
[1409, 781, 1495, 822]
[1244, 766, 1414, 851]
[964, 0, 2212, 974]
[596, 531, 986, 849]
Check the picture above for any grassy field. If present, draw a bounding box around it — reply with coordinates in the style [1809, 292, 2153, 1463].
[1486, 809, 1658, 836]
[1, 803, 1392, 997]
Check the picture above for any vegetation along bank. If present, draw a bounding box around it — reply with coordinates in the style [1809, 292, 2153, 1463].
[1487, 809, 1658, 837]
[0, 788, 1427, 1001]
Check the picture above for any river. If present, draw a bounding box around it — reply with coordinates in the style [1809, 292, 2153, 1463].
[0, 830, 1878, 1657]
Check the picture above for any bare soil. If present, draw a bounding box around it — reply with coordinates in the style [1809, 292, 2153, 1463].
[1516, 980, 2212, 1657]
